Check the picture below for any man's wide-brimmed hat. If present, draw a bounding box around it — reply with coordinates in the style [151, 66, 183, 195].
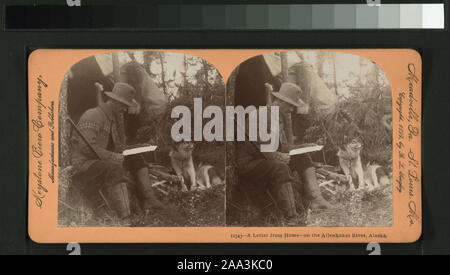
[104, 82, 136, 107]
[272, 82, 303, 108]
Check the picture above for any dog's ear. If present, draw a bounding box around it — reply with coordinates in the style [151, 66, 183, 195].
[170, 141, 180, 150]
[356, 132, 363, 140]
[354, 136, 363, 145]
[343, 135, 348, 144]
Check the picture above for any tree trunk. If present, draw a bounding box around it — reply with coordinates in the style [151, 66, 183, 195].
[127, 52, 136, 62]
[316, 52, 326, 79]
[158, 52, 167, 95]
[332, 52, 339, 96]
[112, 52, 120, 82]
[183, 54, 188, 87]
[143, 52, 153, 75]
[202, 59, 209, 84]
[280, 52, 288, 82]
[59, 71, 71, 167]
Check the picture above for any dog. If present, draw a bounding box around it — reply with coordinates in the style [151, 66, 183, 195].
[364, 163, 391, 189]
[196, 162, 225, 189]
[337, 137, 365, 190]
[169, 142, 204, 191]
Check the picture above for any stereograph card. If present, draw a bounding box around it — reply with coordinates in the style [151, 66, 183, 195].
[28, 49, 422, 243]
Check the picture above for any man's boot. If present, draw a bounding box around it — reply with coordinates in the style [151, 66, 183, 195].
[136, 168, 185, 224]
[302, 167, 333, 210]
[285, 182, 307, 225]
[136, 167, 164, 211]
[102, 182, 132, 224]
[270, 182, 301, 225]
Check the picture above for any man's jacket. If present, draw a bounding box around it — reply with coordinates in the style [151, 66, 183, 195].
[71, 103, 126, 175]
[235, 107, 294, 175]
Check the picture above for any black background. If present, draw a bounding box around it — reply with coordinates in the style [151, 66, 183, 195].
[0, 0, 448, 255]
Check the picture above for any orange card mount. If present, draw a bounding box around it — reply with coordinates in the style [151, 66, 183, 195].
[28, 49, 421, 243]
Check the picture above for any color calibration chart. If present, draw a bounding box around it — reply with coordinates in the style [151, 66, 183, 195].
[3, 3, 445, 30]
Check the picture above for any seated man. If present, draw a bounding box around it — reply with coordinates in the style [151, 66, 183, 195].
[236, 83, 333, 224]
[70, 82, 162, 223]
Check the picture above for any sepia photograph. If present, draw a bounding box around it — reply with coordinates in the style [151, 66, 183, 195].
[58, 51, 226, 227]
[27, 48, 421, 243]
[57, 50, 394, 229]
[227, 51, 393, 227]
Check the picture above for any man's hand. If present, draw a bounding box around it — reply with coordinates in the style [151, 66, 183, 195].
[275, 152, 291, 164]
[297, 103, 310, 115]
[127, 99, 141, 114]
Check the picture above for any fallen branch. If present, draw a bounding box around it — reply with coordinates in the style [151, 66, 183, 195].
[322, 185, 336, 195]
[319, 180, 337, 195]
[148, 169, 182, 183]
[316, 168, 349, 183]
[152, 180, 168, 187]
[316, 173, 326, 180]
[58, 199, 96, 215]
[319, 180, 335, 188]
[58, 199, 79, 212]
[148, 164, 172, 173]
[154, 186, 169, 196]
